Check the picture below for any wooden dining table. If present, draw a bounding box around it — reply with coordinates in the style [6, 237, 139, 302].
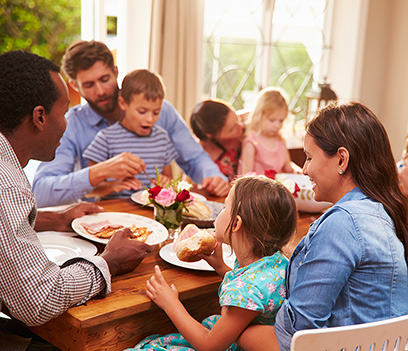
[28, 193, 317, 351]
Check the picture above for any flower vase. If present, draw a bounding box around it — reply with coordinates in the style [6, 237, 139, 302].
[154, 206, 183, 240]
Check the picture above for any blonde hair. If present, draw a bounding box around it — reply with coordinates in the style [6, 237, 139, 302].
[120, 69, 165, 103]
[247, 87, 288, 132]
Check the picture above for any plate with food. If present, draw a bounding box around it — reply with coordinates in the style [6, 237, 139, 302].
[182, 200, 225, 228]
[160, 224, 235, 271]
[38, 234, 98, 265]
[71, 212, 168, 245]
[131, 190, 207, 207]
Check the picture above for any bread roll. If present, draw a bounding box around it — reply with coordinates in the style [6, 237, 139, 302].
[182, 200, 211, 219]
[173, 224, 216, 262]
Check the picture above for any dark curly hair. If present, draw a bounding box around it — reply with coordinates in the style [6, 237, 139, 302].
[0, 50, 60, 135]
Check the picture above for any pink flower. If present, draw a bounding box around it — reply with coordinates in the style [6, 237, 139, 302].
[155, 188, 177, 207]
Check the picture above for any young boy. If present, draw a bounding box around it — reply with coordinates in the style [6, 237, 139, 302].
[83, 69, 179, 199]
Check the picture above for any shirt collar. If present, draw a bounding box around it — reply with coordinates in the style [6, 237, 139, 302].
[81, 103, 111, 129]
[0, 132, 23, 172]
[336, 187, 366, 205]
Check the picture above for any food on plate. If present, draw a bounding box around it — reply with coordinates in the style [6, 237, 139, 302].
[173, 224, 216, 262]
[128, 225, 152, 242]
[182, 200, 211, 219]
[81, 220, 123, 235]
[81, 220, 152, 241]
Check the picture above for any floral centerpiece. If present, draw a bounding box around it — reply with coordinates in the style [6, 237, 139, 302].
[147, 178, 193, 231]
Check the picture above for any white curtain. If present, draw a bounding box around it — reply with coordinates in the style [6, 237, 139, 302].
[149, 0, 205, 122]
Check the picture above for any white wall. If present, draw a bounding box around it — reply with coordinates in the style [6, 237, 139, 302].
[328, 0, 408, 159]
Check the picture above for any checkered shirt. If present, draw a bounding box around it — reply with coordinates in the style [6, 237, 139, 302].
[0, 133, 111, 327]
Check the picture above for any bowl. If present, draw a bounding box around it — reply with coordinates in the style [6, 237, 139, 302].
[280, 173, 332, 213]
[181, 200, 225, 228]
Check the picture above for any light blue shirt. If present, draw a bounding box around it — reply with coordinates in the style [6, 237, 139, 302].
[32, 100, 226, 207]
[275, 187, 408, 351]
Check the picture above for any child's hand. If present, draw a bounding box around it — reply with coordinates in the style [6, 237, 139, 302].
[200, 242, 231, 277]
[146, 265, 179, 310]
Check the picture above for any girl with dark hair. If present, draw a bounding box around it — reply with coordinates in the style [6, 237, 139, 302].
[190, 100, 245, 181]
[237, 101, 408, 351]
[128, 175, 297, 351]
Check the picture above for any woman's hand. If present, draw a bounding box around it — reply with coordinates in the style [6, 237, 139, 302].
[146, 265, 179, 310]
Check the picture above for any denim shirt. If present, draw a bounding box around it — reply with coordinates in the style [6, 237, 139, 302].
[32, 100, 226, 207]
[275, 187, 408, 351]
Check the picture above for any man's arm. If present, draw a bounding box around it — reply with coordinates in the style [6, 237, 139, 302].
[32, 106, 99, 207]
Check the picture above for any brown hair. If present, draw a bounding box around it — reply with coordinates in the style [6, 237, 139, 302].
[61, 40, 115, 80]
[190, 100, 232, 141]
[120, 69, 165, 103]
[226, 175, 297, 258]
[307, 101, 408, 263]
[248, 87, 288, 132]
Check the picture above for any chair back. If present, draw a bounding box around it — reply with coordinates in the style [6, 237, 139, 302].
[290, 315, 408, 351]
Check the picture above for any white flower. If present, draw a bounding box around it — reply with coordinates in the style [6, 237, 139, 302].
[177, 180, 193, 192]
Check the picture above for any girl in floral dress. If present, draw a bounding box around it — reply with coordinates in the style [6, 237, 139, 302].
[127, 175, 297, 351]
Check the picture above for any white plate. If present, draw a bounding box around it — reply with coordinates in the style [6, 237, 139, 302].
[38, 235, 98, 265]
[71, 212, 168, 245]
[131, 190, 207, 207]
[159, 242, 236, 271]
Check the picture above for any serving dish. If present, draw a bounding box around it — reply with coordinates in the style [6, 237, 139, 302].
[280, 173, 332, 213]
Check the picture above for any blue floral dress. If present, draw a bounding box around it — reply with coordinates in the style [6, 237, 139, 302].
[126, 252, 288, 351]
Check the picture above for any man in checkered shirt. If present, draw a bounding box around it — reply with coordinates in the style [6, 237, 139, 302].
[0, 51, 152, 350]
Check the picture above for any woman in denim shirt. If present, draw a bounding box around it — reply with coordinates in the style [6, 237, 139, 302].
[237, 102, 408, 351]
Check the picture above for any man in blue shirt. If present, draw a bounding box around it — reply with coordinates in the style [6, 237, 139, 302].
[33, 40, 229, 207]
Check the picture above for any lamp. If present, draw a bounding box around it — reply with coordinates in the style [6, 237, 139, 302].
[305, 79, 337, 122]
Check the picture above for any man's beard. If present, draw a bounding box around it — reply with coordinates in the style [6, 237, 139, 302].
[87, 86, 119, 115]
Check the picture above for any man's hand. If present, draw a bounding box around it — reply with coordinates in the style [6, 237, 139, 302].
[100, 228, 152, 276]
[86, 177, 142, 198]
[35, 202, 104, 232]
[201, 176, 230, 197]
[89, 152, 146, 186]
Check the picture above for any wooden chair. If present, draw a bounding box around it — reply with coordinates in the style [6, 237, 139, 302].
[290, 315, 408, 351]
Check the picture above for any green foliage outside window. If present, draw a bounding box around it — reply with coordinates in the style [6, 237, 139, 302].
[203, 38, 313, 117]
[0, 0, 81, 66]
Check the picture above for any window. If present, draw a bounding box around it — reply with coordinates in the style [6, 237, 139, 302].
[202, 0, 332, 126]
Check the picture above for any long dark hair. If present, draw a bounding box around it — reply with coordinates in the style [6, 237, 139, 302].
[190, 100, 231, 141]
[307, 101, 408, 263]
